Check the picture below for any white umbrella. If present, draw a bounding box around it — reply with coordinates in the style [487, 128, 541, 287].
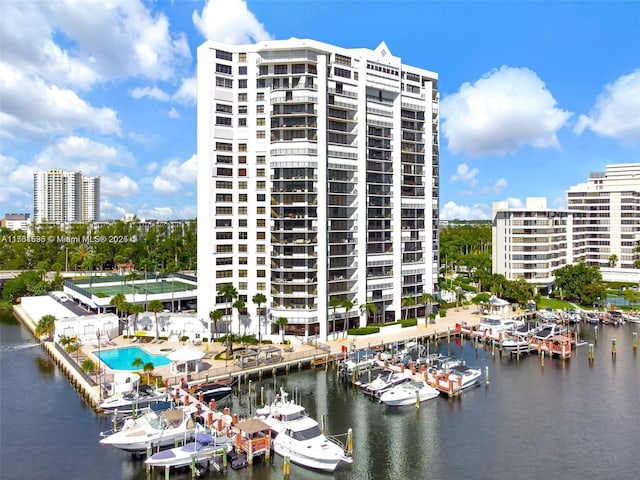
[167, 345, 205, 374]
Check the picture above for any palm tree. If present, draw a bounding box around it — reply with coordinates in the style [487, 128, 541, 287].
[421, 292, 436, 318]
[129, 303, 144, 336]
[252, 293, 267, 343]
[143, 361, 155, 385]
[276, 317, 288, 344]
[401, 296, 416, 320]
[233, 299, 246, 336]
[341, 299, 354, 338]
[131, 356, 144, 371]
[209, 309, 223, 340]
[126, 271, 140, 304]
[59, 335, 77, 356]
[147, 299, 164, 340]
[35, 314, 56, 340]
[81, 358, 96, 380]
[609, 254, 618, 268]
[109, 293, 126, 319]
[359, 302, 377, 325]
[218, 283, 238, 335]
[329, 297, 343, 339]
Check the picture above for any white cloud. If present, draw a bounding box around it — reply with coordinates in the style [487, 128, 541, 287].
[193, 0, 273, 44]
[102, 175, 140, 198]
[506, 197, 524, 208]
[33, 136, 134, 176]
[441, 66, 572, 157]
[146, 162, 159, 174]
[0, 63, 121, 140]
[574, 70, 640, 143]
[450, 163, 479, 184]
[136, 205, 196, 220]
[152, 154, 197, 194]
[168, 107, 181, 119]
[440, 201, 490, 221]
[130, 86, 170, 101]
[172, 77, 196, 105]
[492, 178, 508, 193]
[550, 196, 567, 209]
[100, 199, 129, 220]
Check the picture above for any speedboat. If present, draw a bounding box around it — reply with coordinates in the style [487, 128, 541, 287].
[478, 315, 524, 339]
[501, 334, 532, 353]
[361, 369, 412, 397]
[340, 349, 381, 377]
[193, 376, 238, 402]
[534, 324, 566, 341]
[99, 384, 168, 414]
[256, 389, 352, 472]
[144, 431, 232, 469]
[100, 405, 204, 453]
[378, 380, 439, 406]
[445, 363, 482, 389]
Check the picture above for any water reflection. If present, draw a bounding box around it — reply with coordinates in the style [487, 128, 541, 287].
[35, 355, 55, 374]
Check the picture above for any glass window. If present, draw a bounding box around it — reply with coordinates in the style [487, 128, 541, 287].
[238, 65, 247, 75]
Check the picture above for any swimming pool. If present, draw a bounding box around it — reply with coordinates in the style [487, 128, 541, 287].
[97, 346, 170, 370]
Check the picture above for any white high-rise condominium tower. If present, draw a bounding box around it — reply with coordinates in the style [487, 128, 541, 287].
[567, 163, 640, 270]
[197, 39, 440, 341]
[33, 170, 100, 224]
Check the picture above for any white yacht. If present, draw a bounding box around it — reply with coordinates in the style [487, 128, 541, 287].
[144, 431, 232, 469]
[99, 384, 168, 415]
[99, 405, 204, 453]
[378, 380, 439, 406]
[256, 390, 352, 472]
[478, 315, 523, 338]
[361, 369, 412, 397]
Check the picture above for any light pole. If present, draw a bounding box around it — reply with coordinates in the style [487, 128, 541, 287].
[96, 329, 102, 400]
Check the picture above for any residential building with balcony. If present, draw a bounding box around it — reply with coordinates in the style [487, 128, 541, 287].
[197, 38, 440, 341]
[33, 170, 100, 224]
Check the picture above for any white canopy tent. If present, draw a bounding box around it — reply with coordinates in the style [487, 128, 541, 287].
[167, 345, 206, 374]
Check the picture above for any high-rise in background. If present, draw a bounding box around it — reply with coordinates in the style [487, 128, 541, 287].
[33, 170, 100, 224]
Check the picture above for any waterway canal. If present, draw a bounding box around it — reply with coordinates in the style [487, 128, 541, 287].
[1, 310, 638, 479]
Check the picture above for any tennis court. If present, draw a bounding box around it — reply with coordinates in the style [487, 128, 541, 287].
[78, 280, 196, 297]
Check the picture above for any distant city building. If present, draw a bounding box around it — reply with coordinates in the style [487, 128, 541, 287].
[1, 213, 30, 231]
[197, 38, 440, 341]
[492, 163, 640, 287]
[33, 170, 100, 224]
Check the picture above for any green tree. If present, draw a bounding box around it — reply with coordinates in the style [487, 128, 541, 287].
[420, 292, 436, 317]
[35, 314, 56, 340]
[110, 293, 126, 318]
[276, 317, 288, 343]
[209, 309, 223, 339]
[472, 292, 491, 313]
[233, 299, 246, 336]
[81, 358, 96, 380]
[147, 299, 164, 339]
[608, 254, 618, 268]
[252, 293, 267, 343]
[143, 361, 155, 385]
[401, 296, 416, 320]
[131, 356, 144, 371]
[329, 297, 343, 338]
[554, 262, 606, 305]
[622, 288, 639, 306]
[359, 302, 377, 325]
[218, 283, 238, 335]
[341, 299, 354, 337]
[129, 303, 144, 336]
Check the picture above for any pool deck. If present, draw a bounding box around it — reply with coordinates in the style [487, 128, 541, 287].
[13, 302, 483, 410]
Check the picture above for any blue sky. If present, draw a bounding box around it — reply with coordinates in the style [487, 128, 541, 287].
[1, 0, 639, 221]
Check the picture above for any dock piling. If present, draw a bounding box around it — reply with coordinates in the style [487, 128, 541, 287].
[611, 339, 617, 359]
[633, 332, 638, 352]
[588, 343, 594, 363]
[485, 366, 490, 385]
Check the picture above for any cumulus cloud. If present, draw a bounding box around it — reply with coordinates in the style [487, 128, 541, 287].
[130, 86, 170, 101]
[441, 66, 572, 157]
[450, 163, 479, 185]
[0, 63, 121, 140]
[574, 70, 640, 143]
[152, 154, 197, 194]
[506, 197, 524, 208]
[102, 175, 140, 198]
[136, 205, 196, 220]
[100, 199, 130, 220]
[168, 107, 181, 119]
[193, 0, 273, 44]
[32, 136, 134, 176]
[492, 178, 508, 193]
[172, 77, 196, 105]
[440, 201, 490, 221]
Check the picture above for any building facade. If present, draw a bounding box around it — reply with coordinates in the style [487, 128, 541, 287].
[492, 198, 584, 286]
[493, 164, 640, 287]
[197, 39, 440, 341]
[566, 163, 640, 270]
[33, 170, 100, 224]
[1, 213, 30, 231]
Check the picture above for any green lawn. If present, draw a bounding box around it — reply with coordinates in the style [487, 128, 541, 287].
[536, 297, 577, 311]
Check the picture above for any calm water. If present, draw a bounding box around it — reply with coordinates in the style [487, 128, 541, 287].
[1, 309, 638, 480]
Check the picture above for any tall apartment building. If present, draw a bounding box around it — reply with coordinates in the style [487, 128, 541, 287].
[197, 39, 440, 341]
[493, 163, 640, 288]
[1, 213, 30, 231]
[567, 163, 640, 269]
[492, 198, 584, 287]
[33, 170, 100, 224]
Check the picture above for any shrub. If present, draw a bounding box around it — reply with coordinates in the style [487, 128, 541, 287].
[347, 326, 380, 336]
[95, 292, 107, 298]
[401, 318, 417, 328]
[440, 309, 447, 318]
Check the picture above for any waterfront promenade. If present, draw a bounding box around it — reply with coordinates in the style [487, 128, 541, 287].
[13, 301, 484, 409]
